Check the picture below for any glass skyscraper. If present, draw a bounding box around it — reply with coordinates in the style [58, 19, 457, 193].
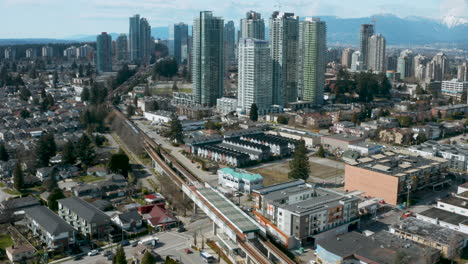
[96, 32, 112, 73]
[269, 11, 299, 106]
[297, 18, 326, 105]
[192, 11, 224, 107]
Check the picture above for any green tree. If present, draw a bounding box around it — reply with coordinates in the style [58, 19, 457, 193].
[108, 151, 131, 177]
[62, 140, 76, 165]
[77, 134, 96, 166]
[277, 115, 288, 125]
[53, 71, 59, 87]
[36, 133, 57, 167]
[19, 87, 32, 101]
[45, 169, 58, 192]
[127, 105, 135, 118]
[288, 141, 310, 180]
[113, 246, 127, 264]
[13, 162, 24, 191]
[168, 113, 184, 144]
[415, 84, 425, 95]
[416, 133, 428, 145]
[48, 188, 65, 211]
[172, 80, 178, 91]
[351, 112, 359, 125]
[152, 58, 178, 80]
[141, 251, 156, 264]
[20, 109, 30, 118]
[397, 116, 412, 127]
[0, 143, 9, 161]
[316, 145, 325, 158]
[249, 103, 258, 122]
[81, 87, 90, 102]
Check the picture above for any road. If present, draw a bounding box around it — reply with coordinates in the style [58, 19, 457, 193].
[60, 231, 213, 264]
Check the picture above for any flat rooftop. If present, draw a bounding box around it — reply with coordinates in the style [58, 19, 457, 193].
[418, 207, 468, 226]
[439, 196, 468, 210]
[197, 187, 259, 234]
[393, 217, 463, 245]
[353, 151, 444, 176]
[319, 231, 435, 264]
[323, 133, 364, 142]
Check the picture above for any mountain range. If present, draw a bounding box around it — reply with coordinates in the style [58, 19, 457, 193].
[0, 14, 467, 47]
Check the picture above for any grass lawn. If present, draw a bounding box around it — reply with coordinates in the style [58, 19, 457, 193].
[0, 234, 13, 249]
[248, 159, 344, 186]
[2, 188, 22, 196]
[74, 175, 104, 183]
[0, 182, 5, 188]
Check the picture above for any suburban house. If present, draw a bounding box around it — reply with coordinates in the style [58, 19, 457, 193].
[24, 206, 76, 251]
[6, 244, 36, 262]
[57, 197, 112, 238]
[111, 210, 143, 231]
[137, 204, 178, 230]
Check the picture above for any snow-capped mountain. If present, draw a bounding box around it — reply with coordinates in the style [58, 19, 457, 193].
[441, 15, 468, 28]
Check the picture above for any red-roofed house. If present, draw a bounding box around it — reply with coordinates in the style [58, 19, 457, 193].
[137, 204, 178, 230]
[144, 193, 165, 204]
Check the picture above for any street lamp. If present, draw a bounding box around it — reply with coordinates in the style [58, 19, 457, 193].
[406, 180, 413, 208]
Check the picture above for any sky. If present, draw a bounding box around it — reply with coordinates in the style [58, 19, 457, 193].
[0, 0, 466, 38]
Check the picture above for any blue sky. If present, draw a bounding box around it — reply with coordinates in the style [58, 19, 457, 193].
[0, 0, 466, 38]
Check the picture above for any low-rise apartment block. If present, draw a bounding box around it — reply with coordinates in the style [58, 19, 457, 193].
[409, 140, 468, 171]
[218, 168, 263, 193]
[252, 180, 359, 249]
[431, 104, 468, 118]
[58, 197, 111, 238]
[24, 206, 76, 251]
[344, 150, 449, 205]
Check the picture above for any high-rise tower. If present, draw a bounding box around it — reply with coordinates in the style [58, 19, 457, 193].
[240, 11, 265, 40]
[269, 11, 299, 106]
[297, 18, 326, 104]
[238, 38, 272, 115]
[192, 11, 224, 107]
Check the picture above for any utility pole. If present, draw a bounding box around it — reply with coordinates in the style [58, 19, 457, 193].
[406, 180, 413, 208]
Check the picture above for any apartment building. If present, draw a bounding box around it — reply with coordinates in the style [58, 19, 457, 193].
[24, 206, 76, 251]
[441, 79, 468, 101]
[344, 150, 449, 205]
[218, 168, 263, 193]
[58, 197, 111, 238]
[409, 140, 468, 171]
[252, 180, 359, 248]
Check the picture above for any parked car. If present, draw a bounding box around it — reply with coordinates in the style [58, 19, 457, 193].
[185, 248, 192, 254]
[177, 227, 186, 233]
[103, 250, 112, 257]
[131, 240, 139, 247]
[121, 240, 130, 246]
[73, 255, 83, 261]
[88, 250, 99, 256]
[107, 253, 114, 260]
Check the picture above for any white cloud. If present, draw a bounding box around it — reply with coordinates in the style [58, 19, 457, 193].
[440, 0, 468, 18]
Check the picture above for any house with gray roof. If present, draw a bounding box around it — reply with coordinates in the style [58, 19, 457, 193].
[57, 197, 111, 238]
[24, 206, 76, 251]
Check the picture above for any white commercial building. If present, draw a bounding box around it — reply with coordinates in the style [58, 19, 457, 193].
[217, 168, 263, 193]
[238, 38, 272, 115]
[441, 79, 468, 102]
[216, 97, 238, 115]
[348, 142, 383, 156]
[143, 110, 186, 124]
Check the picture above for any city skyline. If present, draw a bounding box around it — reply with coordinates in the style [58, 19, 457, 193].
[0, 0, 465, 38]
